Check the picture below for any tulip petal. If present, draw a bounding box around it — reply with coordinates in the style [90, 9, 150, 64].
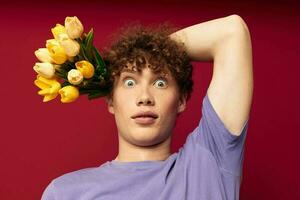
[51, 24, 66, 40]
[33, 63, 55, 79]
[59, 85, 79, 103]
[43, 94, 58, 102]
[38, 88, 51, 95]
[46, 39, 68, 64]
[37, 75, 56, 85]
[34, 79, 49, 89]
[35, 48, 53, 63]
[65, 16, 84, 39]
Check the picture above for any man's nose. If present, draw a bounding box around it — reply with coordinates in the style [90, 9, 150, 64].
[136, 88, 155, 106]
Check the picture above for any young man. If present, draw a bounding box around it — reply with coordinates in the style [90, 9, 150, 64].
[42, 14, 253, 200]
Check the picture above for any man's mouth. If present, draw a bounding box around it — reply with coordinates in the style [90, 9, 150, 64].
[131, 111, 158, 125]
[131, 111, 158, 119]
[132, 116, 157, 125]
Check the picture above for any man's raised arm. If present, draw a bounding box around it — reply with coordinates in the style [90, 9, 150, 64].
[170, 14, 253, 136]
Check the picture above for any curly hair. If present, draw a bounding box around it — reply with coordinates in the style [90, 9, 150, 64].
[102, 22, 194, 102]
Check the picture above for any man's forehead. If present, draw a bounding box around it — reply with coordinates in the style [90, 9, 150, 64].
[120, 67, 170, 77]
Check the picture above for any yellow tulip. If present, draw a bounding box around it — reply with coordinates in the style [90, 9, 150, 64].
[67, 69, 83, 85]
[33, 62, 55, 79]
[51, 23, 66, 40]
[58, 33, 80, 57]
[34, 75, 61, 102]
[65, 16, 84, 39]
[34, 48, 53, 63]
[46, 39, 68, 64]
[75, 60, 95, 79]
[59, 85, 79, 103]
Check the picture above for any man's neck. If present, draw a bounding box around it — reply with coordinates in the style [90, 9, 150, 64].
[114, 133, 172, 162]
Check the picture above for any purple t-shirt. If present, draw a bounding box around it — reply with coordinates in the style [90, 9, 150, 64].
[41, 93, 249, 200]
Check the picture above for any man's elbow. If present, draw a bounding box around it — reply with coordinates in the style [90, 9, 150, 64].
[226, 14, 250, 36]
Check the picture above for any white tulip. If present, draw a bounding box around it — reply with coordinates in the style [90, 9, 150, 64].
[67, 69, 83, 85]
[58, 33, 80, 57]
[34, 48, 53, 63]
[65, 16, 84, 39]
[33, 63, 55, 79]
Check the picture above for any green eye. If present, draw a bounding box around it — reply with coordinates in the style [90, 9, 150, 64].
[154, 79, 167, 88]
[124, 79, 135, 87]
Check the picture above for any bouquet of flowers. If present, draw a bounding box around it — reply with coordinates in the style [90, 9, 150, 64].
[33, 16, 112, 103]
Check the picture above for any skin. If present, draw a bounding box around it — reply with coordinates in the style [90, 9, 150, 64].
[106, 14, 253, 162]
[106, 63, 186, 162]
[170, 15, 253, 136]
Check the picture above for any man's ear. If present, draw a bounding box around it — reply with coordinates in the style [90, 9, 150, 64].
[177, 94, 187, 114]
[105, 95, 114, 115]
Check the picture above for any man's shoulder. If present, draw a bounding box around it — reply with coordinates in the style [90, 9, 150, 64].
[52, 162, 109, 187]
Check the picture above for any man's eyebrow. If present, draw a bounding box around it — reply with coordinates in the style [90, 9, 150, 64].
[120, 68, 170, 79]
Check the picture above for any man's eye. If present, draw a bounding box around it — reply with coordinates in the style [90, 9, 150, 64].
[124, 79, 135, 87]
[154, 79, 167, 88]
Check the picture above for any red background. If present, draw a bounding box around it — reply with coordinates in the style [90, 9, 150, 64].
[1, 0, 299, 199]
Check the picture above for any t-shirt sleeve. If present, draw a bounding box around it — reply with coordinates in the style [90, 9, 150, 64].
[183, 92, 249, 176]
[41, 181, 56, 200]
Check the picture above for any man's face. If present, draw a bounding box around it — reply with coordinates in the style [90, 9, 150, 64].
[106, 65, 186, 147]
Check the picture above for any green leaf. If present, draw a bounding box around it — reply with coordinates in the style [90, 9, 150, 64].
[87, 91, 107, 100]
[93, 47, 107, 77]
[79, 86, 111, 100]
[86, 29, 94, 60]
[79, 88, 100, 94]
[61, 81, 71, 87]
[79, 42, 90, 61]
[55, 71, 67, 80]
